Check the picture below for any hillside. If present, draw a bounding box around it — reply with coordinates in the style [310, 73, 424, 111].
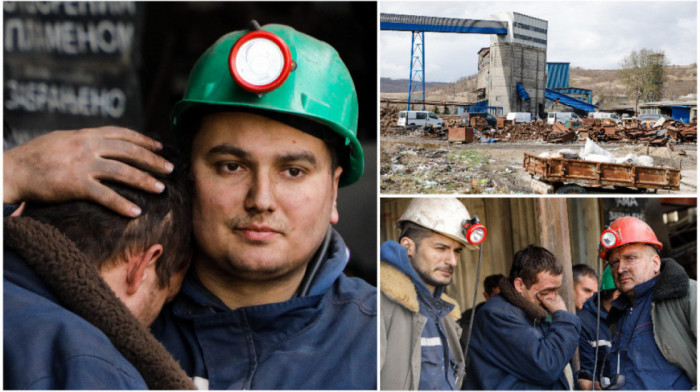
[380, 78, 452, 93]
[381, 64, 697, 105]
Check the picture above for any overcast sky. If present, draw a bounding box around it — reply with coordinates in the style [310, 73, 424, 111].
[380, 1, 697, 82]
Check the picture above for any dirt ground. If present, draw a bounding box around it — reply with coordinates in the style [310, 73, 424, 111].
[380, 133, 697, 194]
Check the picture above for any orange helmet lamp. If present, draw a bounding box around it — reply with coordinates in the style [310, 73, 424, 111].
[463, 216, 487, 246]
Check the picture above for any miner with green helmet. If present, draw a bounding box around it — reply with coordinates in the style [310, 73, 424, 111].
[576, 266, 621, 390]
[148, 22, 377, 389]
[3, 21, 376, 390]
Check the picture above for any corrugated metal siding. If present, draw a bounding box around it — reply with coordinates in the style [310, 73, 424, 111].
[671, 107, 690, 123]
[546, 63, 570, 89]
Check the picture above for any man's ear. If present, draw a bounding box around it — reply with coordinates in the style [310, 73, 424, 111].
[329, 166, 343, 225]
[652, 253, 661, 275]
[126, 244, 163, 296]
[513, 277, 526, 295]
[399, 237, 416, 258]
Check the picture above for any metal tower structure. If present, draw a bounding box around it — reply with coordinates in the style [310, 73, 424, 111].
[381, 13, 507, 110]
[408, 31, 425, 110]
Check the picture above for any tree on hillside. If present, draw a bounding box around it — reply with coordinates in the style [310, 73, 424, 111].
[433, 105, 441, 114]
[618, 49, 668, 115]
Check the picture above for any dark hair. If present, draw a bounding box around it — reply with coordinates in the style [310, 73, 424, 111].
[23, 144, 192, 289]
[179, 107, 340, 171]
[484, 274, 505, 295]
[572, 263, 598, 284]
[398, 221, 434, 248]
[509, 245, 562, 288]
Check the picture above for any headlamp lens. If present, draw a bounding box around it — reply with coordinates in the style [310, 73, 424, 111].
[466, 224, 487, 245]
[229, 30, 293, 93]
[235, 37, 285, 86]
[469, 228, 485, 244]
[601, 231, 618, 249]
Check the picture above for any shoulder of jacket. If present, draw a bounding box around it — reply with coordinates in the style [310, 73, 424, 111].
[380, 262, 419, 313]
[440, 292, 462, 321]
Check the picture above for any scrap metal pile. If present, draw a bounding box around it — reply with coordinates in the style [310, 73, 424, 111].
[580, 119, 697, 146]
[487, 121, 550, 141]
[380, 106, 402, 132]
[381, 105, 696, 146]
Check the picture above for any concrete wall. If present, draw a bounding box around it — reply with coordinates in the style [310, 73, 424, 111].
[485, 12, 547, 117]
[477, 48, 490, 91]
[487, 43, 546, 115]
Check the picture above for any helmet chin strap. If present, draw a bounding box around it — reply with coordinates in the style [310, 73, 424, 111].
[296, 227, 333, 297]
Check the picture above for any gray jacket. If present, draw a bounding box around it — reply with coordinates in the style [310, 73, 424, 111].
[610, 258, 696, 386]
[380, 262, 465, 390]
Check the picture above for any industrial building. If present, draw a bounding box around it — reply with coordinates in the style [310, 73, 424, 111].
[639, 101, 697, 123]
[474, 13, 594, 118]
[480, 12, 548, 117]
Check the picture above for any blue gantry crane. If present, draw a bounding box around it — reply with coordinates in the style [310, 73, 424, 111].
[380, 13, 507, 110]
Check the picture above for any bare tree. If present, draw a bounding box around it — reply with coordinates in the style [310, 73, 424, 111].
[618, 49, 668, 115]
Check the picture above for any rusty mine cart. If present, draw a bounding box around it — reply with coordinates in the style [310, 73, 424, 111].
[523, 153, 681, 194]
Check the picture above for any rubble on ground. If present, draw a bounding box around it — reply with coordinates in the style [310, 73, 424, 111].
[381, 105, 697, 146]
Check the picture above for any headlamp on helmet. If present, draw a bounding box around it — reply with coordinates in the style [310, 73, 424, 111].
[228, 21, 294, 94]
[600, 227, 620, 249]
[463, 216, 487, 246]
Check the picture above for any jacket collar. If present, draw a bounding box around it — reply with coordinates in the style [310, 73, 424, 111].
[653, 258, 689, 301]
[4, 216, 195, 390]
[178, 228, 348, 315]
[380, 261, 461, 321]
[498, 277, 549, 323]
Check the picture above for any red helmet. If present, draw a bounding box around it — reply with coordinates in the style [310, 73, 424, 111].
[599, 216, 662, 260]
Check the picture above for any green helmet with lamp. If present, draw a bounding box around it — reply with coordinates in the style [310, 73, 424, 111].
[171, 21, 363, 186]
[600, 265, 615, 291]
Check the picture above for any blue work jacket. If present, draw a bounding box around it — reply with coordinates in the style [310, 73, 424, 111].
[4, 249, 147, 390]
[151, 230, 377, 390]
[608, 276, 691, 390]
[577, 292, 612, 382]
[465, 293, 580, 390]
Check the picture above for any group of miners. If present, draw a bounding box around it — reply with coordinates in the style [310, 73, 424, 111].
[380, 198, 696, 390]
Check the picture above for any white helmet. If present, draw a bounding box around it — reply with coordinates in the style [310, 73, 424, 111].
[397, 198, 486, 249]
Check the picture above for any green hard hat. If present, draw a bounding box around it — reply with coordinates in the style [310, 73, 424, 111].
[171, 23, 363, 186]
[600, 265, 615, 291]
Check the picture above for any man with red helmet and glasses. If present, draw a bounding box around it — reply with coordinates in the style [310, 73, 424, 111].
[599, 216, 696, 390]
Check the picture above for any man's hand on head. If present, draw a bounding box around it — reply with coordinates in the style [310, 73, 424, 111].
[537, 291, 567, 314]
[4, 127, 173, 217]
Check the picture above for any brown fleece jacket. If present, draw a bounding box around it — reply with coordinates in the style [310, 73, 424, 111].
[4, 216, 195, 390]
